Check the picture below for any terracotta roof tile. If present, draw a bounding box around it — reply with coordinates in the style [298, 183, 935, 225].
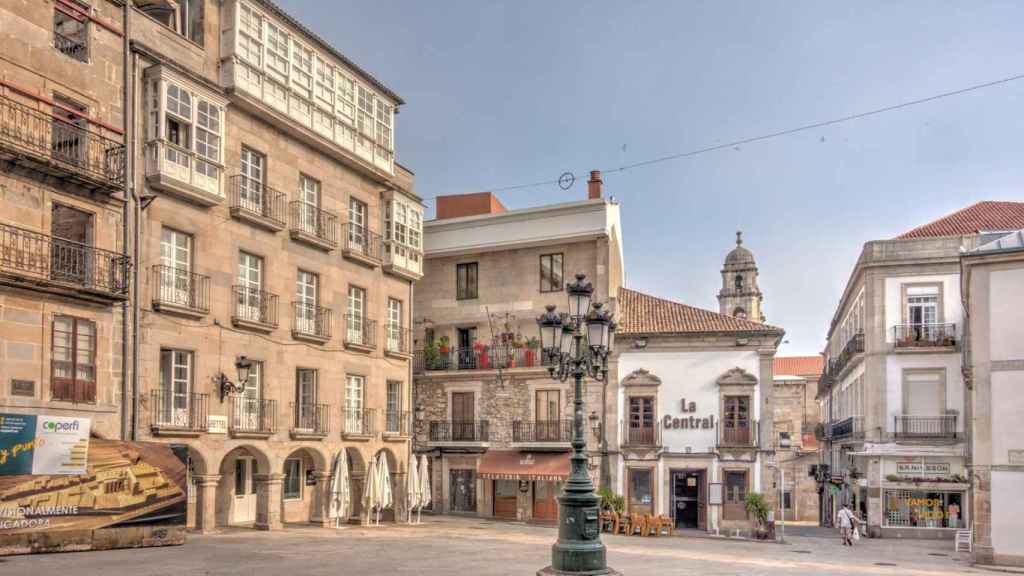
[774, 356, 824, 377]
[617, 287, 783, 336]
[896, 201, 1024, 239]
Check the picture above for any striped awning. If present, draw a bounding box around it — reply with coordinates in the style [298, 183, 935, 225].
[477, 450, 570, 482]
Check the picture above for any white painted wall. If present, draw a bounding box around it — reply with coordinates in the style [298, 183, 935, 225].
[992, 470, 1024, 557]
[884, 353, 963, 432]
[990, 268, 1024, 362]
[883, 274, 962, 344]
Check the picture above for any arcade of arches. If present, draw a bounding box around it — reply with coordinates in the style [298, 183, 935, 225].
[184, 443, 407, 532]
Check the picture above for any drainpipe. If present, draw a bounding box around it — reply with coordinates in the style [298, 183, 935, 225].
[119, 1, 131, 441]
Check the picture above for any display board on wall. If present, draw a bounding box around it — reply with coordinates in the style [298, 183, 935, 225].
[0, 414, 90, 476]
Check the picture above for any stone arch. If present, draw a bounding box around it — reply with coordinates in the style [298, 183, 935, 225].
[279, 446, 330, 525]
[215, 444, 274, 528]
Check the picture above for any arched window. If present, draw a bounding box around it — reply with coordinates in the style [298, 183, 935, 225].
[734, 274, 743, 291]
[733, 307, 747, 320]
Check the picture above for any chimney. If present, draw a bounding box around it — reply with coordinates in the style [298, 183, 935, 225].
[587, 170, 602, 199]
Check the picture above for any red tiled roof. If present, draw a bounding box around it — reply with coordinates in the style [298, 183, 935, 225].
[896, 201, 1024, 239]
[774, 356, 824, 377]
[617, 287, 783, 336]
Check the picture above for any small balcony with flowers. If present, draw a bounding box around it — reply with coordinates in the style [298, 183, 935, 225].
[143, 65, 228, 207]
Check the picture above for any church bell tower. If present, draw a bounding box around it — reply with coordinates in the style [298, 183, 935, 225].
[717, 231, 764, 323]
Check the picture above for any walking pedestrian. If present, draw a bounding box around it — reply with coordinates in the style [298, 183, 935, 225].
[836, 503, 858, 546]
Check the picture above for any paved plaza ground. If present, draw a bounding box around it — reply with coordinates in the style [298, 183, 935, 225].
[1, 516, 987, 575]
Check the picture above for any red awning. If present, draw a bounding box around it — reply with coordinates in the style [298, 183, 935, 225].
[477, 451, 570, 482]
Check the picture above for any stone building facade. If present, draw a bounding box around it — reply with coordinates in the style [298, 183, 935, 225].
[817, 201, 1024, 539]
[413, 182, 624, 522]
[610, 238, 783, 537]
[772, 356, 823, 523]
[961, 228, 1024, 566]
[0, 0, 129, 440]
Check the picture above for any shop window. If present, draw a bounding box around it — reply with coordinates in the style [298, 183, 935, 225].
[628, 468, 653, 515]
[884, 490, 963, 529]
[283, 458, 302, 500]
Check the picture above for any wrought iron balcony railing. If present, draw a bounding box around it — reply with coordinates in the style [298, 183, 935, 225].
[149, 390, 208, 432]
[513, 420, 573, 443]
[229, 174, 287, 229]
[151, 264, 210, 314]
[54, 31, 88, 62]
[414, 344, 550, 372]
[232, 285, 279, 329]
[621, 421, 661, 447]
[289, 201, 338, 249]
[341, 223, 382, 262]
[292, 302, 332, 341]
[344, 314, 377, 349]
[230, 397, 277, 435]
[718, 420, 759, 448]
[291, 402, 330, 436]
[343, 408, 378, 437]
[0, 93, 124, 189]
[384, 411, 412, 436]
[894, 323, 957, 348]
[0, 222, 129, 299]
[428, 420, 489, 443]
[894, 415, 957, 439]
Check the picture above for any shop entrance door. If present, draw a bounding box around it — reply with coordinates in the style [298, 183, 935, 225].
[671, 469, 705, 529]
[493, 480, 518, 519]
[231, 456, 257, 524]
[533, 481, 559, 522]
[449, 469, 476, 513]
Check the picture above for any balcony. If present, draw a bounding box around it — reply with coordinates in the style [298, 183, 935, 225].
[383, 411, 412, 440]
[894, 323, 957, 349]
[228, 175, 286, 231]
[414, 345, 550, 373]
[344, 314, 377, 353]
[894, 415, 958, 440]
[621, 422, 661, 448]
[0, 222, 129, 302]
[341, 223, 381, 268]
[827, 416, 864, 441]
[830, 332, 864, 377]
[342, 408, 377, 440]
[229, 397, 277, 438]
[149, 390, 208, 436]
[289, 201, 338, 251]
[382, 240, 423, 281]
[0, 93, 124, 191]
[145, 140, 223, 206]
[717, 420, 759, 449]
[291, 302, 332, 344]
[427, 420, 490, 448]
[290, 402, 330, 439]
[512, 420, 573, 450]
[231, 285, 279, 332]
[384, 324, 412, 359]
[151, 265, 209, 318]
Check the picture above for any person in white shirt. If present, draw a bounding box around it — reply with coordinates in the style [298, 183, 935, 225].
[836, 503, 858, 546]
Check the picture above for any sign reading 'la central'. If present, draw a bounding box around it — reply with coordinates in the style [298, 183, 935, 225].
[662, 398, 716, 430]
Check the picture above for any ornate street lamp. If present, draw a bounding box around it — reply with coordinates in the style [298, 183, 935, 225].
[536, 274, 620, 576]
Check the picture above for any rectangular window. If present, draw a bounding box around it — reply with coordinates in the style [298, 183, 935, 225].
[456, 262, 478, 300]
[884, 490, 964, 528]
[283, 458, 302, 500]
[628, 468, 653, 515]
[539, 253, 563, 293]
[51, 316, 96, 403]
[724, 471, 748, 520]
[53, 5, 89, 62]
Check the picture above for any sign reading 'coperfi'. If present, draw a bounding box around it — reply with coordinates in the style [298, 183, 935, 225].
[0, 414, 90, 476]
[662, 399, 716, 430]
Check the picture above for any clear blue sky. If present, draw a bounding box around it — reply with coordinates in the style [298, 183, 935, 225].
[279, 0, 1024, 356]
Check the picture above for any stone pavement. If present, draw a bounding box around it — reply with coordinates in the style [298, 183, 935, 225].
[1, 516, 982, 575]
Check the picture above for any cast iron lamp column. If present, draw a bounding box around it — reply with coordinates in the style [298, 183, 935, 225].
[536, 274, 620, 576]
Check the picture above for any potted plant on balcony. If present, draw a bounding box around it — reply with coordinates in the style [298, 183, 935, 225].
[525, 337, 540, 367]
[475, 340, 490, 369]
